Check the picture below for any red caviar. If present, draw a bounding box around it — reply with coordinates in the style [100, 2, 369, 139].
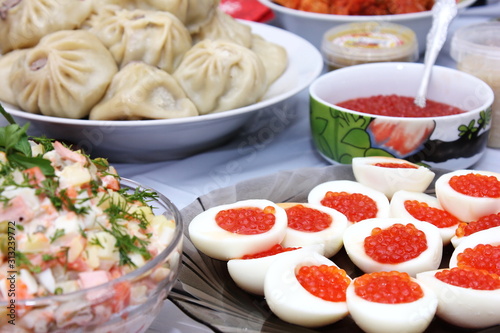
[455, 213, 500, 237]
[296, 265, 351, 302]
[449, 173, 500, 198]
[354, 271, 424, 303]
[320, 191, 377, 222]
[241, 244, 299, 259]
[285, 204, 332, 232]
[457, 244, 500, 276]
[215, 206, 276, 235]
[338, 94, 465, 118]
[373, 162, 418, 169]
[435, 267, 500, 290]
[364, 223, 428, 264]
[404, 200, 461, 228]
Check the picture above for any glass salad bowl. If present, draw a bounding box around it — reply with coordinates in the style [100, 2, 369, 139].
[0, 178, 183, 333]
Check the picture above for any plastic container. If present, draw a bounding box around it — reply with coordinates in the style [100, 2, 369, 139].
[321, 22, 419, 70]
[450, 22, 500, 149]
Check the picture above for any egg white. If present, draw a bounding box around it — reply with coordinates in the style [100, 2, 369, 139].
[435, 170, 500, 222]
[346, 275, 437, 333]
[307, 180, 390, 224]
[188, 199, 288, 260]
[352, 156, 435, 199]
[417, 269, 500, 329]
[390, 190, 460, 245]
[263, 251, 351, 327]
[277, 202, 349, 258]
[227, 244, 324, 296]
[342, 217, 443, 276]
[449, 226, 500, 269]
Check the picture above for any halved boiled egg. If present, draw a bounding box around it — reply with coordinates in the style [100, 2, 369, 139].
[188, 199, 287, 260]
[435, 170, 500, 222]
[417, 267, 500, 329]
[277, 202, 349, 258]
[449, 225, 500, 275]
[347, 271, 437, 333]
[390, 190, 461, 245]
[342, 217, 442, 276]
[264, 251, 351, 327]
[308, 180, 390, 224]
[450, 212, 500, 248]
[352, 156, 435, 199]
[227, 244, 324, 296]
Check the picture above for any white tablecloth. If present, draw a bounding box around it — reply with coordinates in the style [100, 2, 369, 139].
[110, 3, 500, 332]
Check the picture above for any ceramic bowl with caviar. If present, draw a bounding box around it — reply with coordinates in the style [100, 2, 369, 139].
[258, 0, 477, 54]
[0, 179, 183, 333]
[309, 62, 494, 170]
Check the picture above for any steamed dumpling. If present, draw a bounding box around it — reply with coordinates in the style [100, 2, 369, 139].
[84, 7, 192, 73]
[89, 0, 187, 19]
[184, 0, 220, 33]
[91, 0, 136, 11]
[0, 0, 93, 54]
[173, 39, 267, 114]
[97, 0, 218, 33]
[251, 34, 288, 86]
[9, 30, 118, 119]
[0, 49, 28, 106]
[90, 62, 199, 120]
[134, 0, 189, 24]
[192, 9, 252, 48]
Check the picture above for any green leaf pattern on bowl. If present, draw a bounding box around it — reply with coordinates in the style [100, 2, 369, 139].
[310, 97, 393, 163]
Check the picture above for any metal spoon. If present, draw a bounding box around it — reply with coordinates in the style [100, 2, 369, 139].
[414, 0, 458, 108]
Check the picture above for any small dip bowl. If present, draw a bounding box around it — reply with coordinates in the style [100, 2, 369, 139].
[309, 62, 494, 169]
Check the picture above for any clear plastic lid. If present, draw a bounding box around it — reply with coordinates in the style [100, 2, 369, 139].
[321, 22, 419, 69]
[450, 21, 500, 61]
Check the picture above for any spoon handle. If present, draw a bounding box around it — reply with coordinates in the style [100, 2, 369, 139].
[414, 0, 458, 108]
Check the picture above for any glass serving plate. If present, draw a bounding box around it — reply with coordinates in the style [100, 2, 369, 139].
[0, 179, 183, 333]
[169, 165, 498, 333]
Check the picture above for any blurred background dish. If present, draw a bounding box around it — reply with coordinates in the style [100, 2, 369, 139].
[257, 0, 477, 54]
[321, 21, 419, 70]
[1, 21, 322, 163]
[450, 21, 500, 148]
[309, 62, 494, 170]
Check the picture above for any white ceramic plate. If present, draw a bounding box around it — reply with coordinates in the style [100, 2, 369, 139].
[1, 21, 323, 163]
[258, 0, 477, 54]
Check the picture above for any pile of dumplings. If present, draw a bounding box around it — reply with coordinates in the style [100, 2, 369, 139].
[0, 0, 288, 120]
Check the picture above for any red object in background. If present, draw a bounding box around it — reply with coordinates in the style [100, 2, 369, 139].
[219, 0, 275, 22]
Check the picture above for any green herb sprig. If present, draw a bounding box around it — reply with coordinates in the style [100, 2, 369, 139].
[0, 104, 54, 176]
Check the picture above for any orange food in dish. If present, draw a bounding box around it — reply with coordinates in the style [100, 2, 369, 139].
[404, 200, 461, 228]
[435, 267, 500, 290]
[373, 162, 418, 169]
[455, 213, 500, 237]
[215, 206, 276, 234]
[241, 244, 299, 259]
[449, 173, 500, 198]
[285, 204, 333, 232]
[337, 94, 465, 117]
[274, 0, 441, 15]
[456, 244, 500, 276]
[296, 265, 351, 301]
[353, 271, 424, 303]
[320, 191, 378, 222]
[364, 223, 428, 264]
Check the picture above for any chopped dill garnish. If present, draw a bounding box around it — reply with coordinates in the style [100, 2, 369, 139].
[50, 229, 65, 243]
[89, 236, 104, 248]
[42, 254, 56, 261]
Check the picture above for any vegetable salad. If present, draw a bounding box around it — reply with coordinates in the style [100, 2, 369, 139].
[0, 110, 179, 332]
